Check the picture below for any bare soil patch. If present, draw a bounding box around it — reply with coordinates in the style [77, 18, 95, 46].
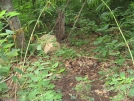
[54, 56, 115, 101]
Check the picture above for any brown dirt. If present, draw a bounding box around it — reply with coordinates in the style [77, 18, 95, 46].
[54, 56, 114, 101]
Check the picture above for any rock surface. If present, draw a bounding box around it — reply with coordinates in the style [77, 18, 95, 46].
[38, 34, 60, 53]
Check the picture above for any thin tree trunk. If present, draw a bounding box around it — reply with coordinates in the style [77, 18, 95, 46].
[54, 9, 65, 43]
[0, 0, 26, 50]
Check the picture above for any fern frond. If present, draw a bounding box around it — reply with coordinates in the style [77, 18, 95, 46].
[87, 0, 100, 7]
[96, 0, 112, 12]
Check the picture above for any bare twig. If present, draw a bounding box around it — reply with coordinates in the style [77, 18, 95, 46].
[0, 74, 13, 83]
[23, 1, 51, 69]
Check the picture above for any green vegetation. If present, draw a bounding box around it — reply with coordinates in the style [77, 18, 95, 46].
[105, 70, 134, 101]
[1, 0, 134, 101]
[18, 60, 63, 101]
[74, 76, 93, 101]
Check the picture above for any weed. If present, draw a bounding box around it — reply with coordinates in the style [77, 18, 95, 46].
[105, 70, 134, 101]
[0, 11, 19, 94]
[18, 60, 63, 101]
[70, 39, 90, 47]
[55, 46, 79, 59]
[74, 76, 94, 101]
[93, 35, 122, 58]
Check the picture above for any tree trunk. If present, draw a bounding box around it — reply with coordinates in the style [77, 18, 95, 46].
[0, 0, 26, 50]
[54, 9, 65, 43]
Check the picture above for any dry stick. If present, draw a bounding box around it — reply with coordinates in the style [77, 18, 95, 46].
[22, 2, 50, 69]
[0, 74, 13, 83]
[101, 0, 134, 66]
[67, 0, 87, 40]
[15, 83, 17, 101]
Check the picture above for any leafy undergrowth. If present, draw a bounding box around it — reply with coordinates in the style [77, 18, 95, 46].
[1, 34, 134, 101]
[55, 56, 134, 101]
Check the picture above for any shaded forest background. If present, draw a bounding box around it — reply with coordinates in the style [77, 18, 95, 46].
[1, 0, 134, 101]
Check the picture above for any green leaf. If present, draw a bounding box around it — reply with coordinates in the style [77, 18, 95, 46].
[75, 76, 88, 81]
[96, 24, 109, 32]
[6, 49, 18, 57]
[29, 83, 37, 88]
[28, 89, 38, 100]
[57, 68, 65, 73]
[112, 40, 118, 43]
[43, 80, 50, 86]
[12, 75, 19, 82]
[27, 67, 34, 72]
[31, 77, 40, 82]
[102, 49, 107, 57]
[120, 72, 125, 79]
[14, 68, 24, 75]
[109, 50, 120, 56]
[5, 29, 14, 34]
[129, 88, 134, 96]
[0, 82, 8, 91]
[34, 69, 40, 75]
[0, 10, 6, 18]
[3, 43, 14, 49]
[0, 33, 12, 36]
[37, 44, 42, 50]
[120, 84, 129, 91]
[45, 90, 55, 99]
[112, 93, 124, 101]
[19, 95, 27, 101]
[93, 37, 103, 45]
[115, 59, 125, 65]
[0, 55, 8, 62]
[6, 11, 20, 18]
[24, 73, 34, 78]
[52, 62, 59, 68]
[43, 70, 49, 76]
[75, 76, 83, 81]
[0, 65, 10, 76]
[54, 93, 62, 100]
[48, 84, 55, 89]
[127, 69, 134, 74]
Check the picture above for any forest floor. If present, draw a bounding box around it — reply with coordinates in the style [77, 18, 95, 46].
[53, 34, 133, 101]
[54, 57, 132, 101]
[54, 56, 113, 101]
[2, 34, 134, 101]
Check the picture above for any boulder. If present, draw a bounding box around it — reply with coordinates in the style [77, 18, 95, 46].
[38, 34, 60, 54]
